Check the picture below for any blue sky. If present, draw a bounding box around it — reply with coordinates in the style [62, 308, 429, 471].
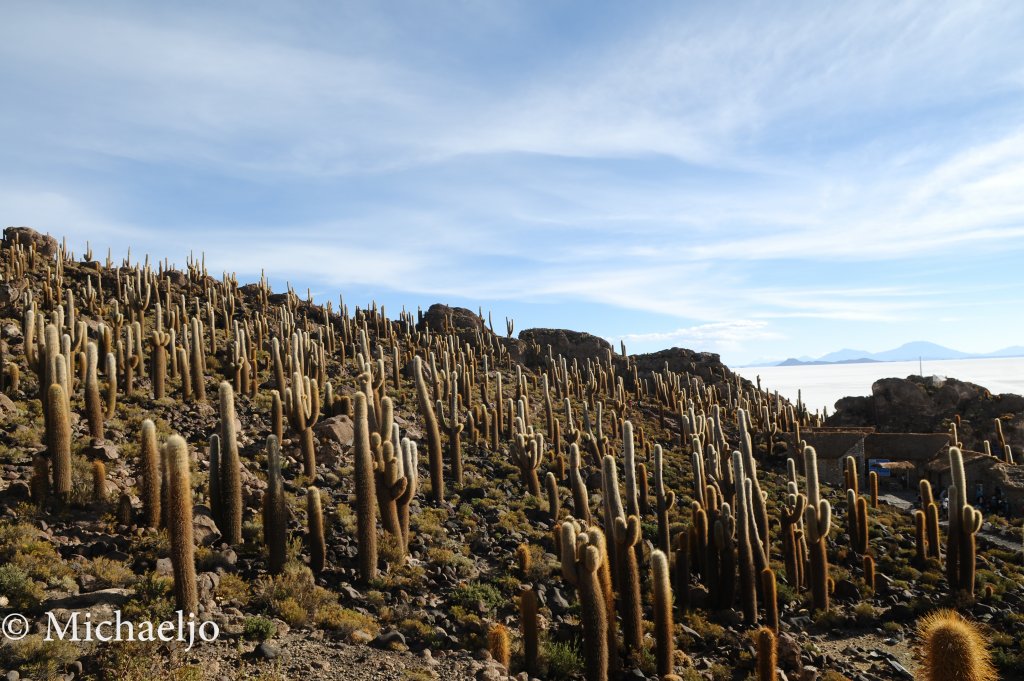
[3, 1, 1024, 366]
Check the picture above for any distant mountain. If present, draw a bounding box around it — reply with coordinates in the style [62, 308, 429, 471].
[816, 348, 872, 363]
[988, 346, 1024, 358]
[750, 341, 1024, 367]
[870, 341, 971, 362]
[777, 357, 881, 366]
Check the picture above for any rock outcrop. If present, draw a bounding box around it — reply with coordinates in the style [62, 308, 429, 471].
[828, 375, 1024, 453]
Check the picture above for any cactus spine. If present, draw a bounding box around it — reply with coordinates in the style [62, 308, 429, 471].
[488, 624, 511, 670]
[353, 392, 378, 581]
[165, 435, 198, 614]
[917, 610, 996, 681]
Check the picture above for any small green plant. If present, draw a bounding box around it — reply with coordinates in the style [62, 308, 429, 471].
[243, 616, 277, 641]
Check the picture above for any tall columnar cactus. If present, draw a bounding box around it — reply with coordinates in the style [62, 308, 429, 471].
[622, 420, 639, 518]
[437, 381, 464, 486]
[914, 509, 928, 565]
[396, 438, 419, 554]
[568, 444, 591, 524]
[307, 486, 326, 574]
[48, 383, 72, 505]
[545, 471, 560, 522]
[780, 487, 806, 592]
[863, 554, 876, 593]
[271, 389, 283, 444]
[761, 567, 778, 633]
[513, 423, 543, 496]
[651, 549, 674, 678]
[284, 371, 321, 479]
[578, 542, 609, 681]
[804, 463, 832, 613]
[586, 525, 617, 674]
[738, 410, 770, 558]
[869, 470, 879, 509]
[844, 455, 859, 496]
[263, 435, 287, 574]
[733, 452, 757, 624]
[208, 434, 222, 530]
[946, 447, 982, 596]
[190, 317, 205, 401]
[150, 329, 170, 399]
[714, 502, 737, 610]
[219, 382, 243, 545]
[165, 435, 198, 615]
[855, 495, 869, 555]
[654, 444, 675, 554]
[920, 479, 942, 560]
[353, 392, 379, 581]
[141, 419, 161, 528]
[413, 356, 444, 503]
[917, 610, 996, 681]
[520, 586, 539, 677]
[84, 342, 103, 439]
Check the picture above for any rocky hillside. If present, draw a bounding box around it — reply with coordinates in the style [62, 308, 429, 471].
[0, 227, 1021, 681]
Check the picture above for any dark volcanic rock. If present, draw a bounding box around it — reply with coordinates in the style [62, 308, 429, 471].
[3, 226, 59, 257]
[828, 375, 1024, 452]
[518, 328, 612, 366]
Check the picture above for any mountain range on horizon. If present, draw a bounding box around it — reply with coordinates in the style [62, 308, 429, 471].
[749, 340, 1024, 367]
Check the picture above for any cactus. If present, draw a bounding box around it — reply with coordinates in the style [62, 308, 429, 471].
[150, 329, 170, 399]
[31, 454, 49, 508]
[353, 392, 378, 581]
[805, 496, 832, 613]
[263, 435, 287, 574]
[578, 543, 609, 681]
[520, 586, 539, 676]
[488, 623, 511, 670]
[437, 380, 464, 486]
[165, 435, 198, 615]
[208, 434, 222, 530]
[396, 438, 419, 554]
[920, 479, 941, 560]
[516, 543, 532, 576]
[47, 383, 72, 505]
[780, 488, 806, 592]
[116, 493, 133, 526]
[413, 356, 444, 503]
[513, 425, 543, 496]
[869, 470, 879, 509]
[917, 610, 996, 681]
[734, 452, 757, 624]
[219, 382, 242, 545]
[652, 548, 674, 678]
[863, 554, 875, 593]
[654, 444, 675, 554]
[307, 486, 326, 574]
[545, 471, 560, 521]
[84, 342, 103, 439]
[914, 509, 928, 565]
[140, 419, 161, 528]
[569, 444, 591, 524]
[91, 460, 106, 503]
[761, 567, 778, 633]
[755, 626, 777, 681]
[284, 371, 321, 479]
[947, 447, 982, 596]
[844, 455, 859, 496]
